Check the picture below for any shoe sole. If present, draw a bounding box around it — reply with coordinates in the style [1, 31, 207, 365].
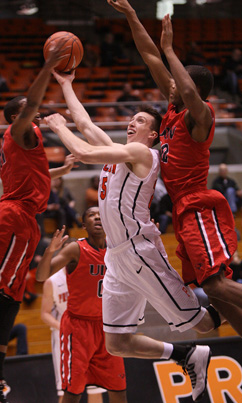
[194, 348, 212, 402]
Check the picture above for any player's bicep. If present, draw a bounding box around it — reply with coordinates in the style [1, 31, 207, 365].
[186, 103, 213, 142]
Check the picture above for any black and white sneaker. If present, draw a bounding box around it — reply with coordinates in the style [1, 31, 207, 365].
[178, 345, 211, 402]
[0, 383, 8, 403]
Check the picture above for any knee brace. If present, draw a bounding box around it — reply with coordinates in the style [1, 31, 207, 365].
[206, 305, 221, 329]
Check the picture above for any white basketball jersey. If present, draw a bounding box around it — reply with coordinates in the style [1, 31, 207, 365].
[99, 148, 161, 248]
[49, 268, 68, 322]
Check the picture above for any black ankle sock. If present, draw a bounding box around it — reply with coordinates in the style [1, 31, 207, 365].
[170, 344, 191, 362]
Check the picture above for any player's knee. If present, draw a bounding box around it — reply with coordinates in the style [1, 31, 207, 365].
[105, 333, 129, 356]
[202, 274, 225, 298]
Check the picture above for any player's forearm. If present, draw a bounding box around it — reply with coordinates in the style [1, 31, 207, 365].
[26, 63, 52, 111]
[164, 47, 198, 103]
[125, 8, 161, 62]
[53, 123, 93, 160]
[49, 165, 70, 179]
[61, 82, 91, 126]
[41, 312, 60, 330]
[61, 82, 112, 146]
[125, 9, 171, 98]
[36, 248, 55, 281]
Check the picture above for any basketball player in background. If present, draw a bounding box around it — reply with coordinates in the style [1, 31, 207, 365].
[37, 207, 127, 403]
[107, 0, 242, 336]
[44, 68, 226, 400]
[0, 41, 76, 403]
[41, 244, 107, 403]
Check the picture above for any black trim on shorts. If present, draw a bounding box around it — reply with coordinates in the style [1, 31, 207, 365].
[103, 322, 138, 328]
[130, 236, 201, 314]
[168, 309, 202, 328]
[8, 241, 28, 289]
[212, 207, 231, 258]
[195, 211, 213, 267]
[0, 233, 15, 270]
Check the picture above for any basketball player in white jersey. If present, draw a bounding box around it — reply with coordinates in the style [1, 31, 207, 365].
[44, 71, 225, 402]
[41, 261, 106, 403]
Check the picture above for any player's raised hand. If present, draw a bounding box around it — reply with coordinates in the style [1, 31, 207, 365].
[52, 69, 75, 86]
[44, 38, 71, 70]
[160, 14, 173, 52]
[48, 226, 69, 253]
[63, 154, 79, 174]
[44, 113, 67, 131]
[107, 0, 133, 14]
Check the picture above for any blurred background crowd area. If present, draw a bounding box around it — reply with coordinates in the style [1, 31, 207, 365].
[1, 2, 242, 127]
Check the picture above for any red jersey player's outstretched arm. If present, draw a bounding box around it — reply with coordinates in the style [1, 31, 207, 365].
[36, 227, 79, 281]
[107, 0, 173, 100]
[161, 15, 213, 142]
[11, 39, 69, 148]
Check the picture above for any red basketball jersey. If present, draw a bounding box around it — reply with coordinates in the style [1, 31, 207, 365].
[159, 102, 215, 203]
[0, 123, 51, 215]
[66, 239, 106, 319]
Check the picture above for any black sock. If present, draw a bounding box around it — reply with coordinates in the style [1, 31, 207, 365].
[0, 352, 6, 380]
[170, 344, 191, 362]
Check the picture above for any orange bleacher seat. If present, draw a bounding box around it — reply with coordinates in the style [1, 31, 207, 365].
[96, 107, 117, 118]
[86, 82, 108, 91]
[75, 67, 91, 82]
[83, 90, 106, 100]
[106, 81, 125, 90]
[91, 67, 110, 82]
[103, 90, 123, 102]
[44, 147, 66, 163]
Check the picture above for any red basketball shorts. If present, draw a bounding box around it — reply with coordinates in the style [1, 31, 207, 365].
[60, 311, 126, 395]
[173, 190, 237, 285]
[0, 200, 40, 301]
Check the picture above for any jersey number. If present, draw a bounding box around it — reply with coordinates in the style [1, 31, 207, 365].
[100, 177, 108, 200]
[97, 279, 103, 298]
[161, 143, 169, 163]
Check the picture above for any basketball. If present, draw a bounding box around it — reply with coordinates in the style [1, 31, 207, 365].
[43, 31, 84, 73]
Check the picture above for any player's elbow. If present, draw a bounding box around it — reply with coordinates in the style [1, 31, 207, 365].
[74, 149, 94, 164]
[76, 117, 91, 132]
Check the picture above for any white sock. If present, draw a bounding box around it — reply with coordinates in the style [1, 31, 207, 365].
[161, 342, 173, 359]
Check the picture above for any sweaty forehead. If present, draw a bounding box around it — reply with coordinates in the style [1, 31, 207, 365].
[87, 206, 99, 215]
[132, 112, 151, 122]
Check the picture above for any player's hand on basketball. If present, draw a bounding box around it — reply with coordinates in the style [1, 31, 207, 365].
[52, 69, 75, 86]
[160, 14, 173, 52]
[107, 0, 133, 14]
[49, 226, 69, 253]
[44, 113, 67, 131]
[44, 38, 71, 70]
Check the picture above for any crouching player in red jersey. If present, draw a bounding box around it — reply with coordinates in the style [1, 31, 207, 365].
[36, 207, 127, 403]
[0, 42, 76, 402]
